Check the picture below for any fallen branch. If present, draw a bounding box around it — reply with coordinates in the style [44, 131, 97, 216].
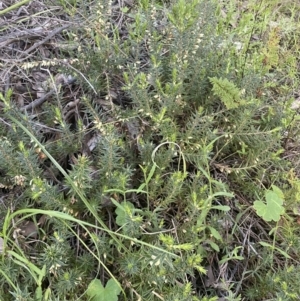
[20, 77, 76, 112]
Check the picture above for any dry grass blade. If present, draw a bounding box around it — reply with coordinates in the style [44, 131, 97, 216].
[0, 0, 31, 16]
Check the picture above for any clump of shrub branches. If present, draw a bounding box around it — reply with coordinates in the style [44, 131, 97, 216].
[1, 0, 300, 300]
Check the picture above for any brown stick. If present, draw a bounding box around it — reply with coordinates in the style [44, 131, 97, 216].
[19, 24, 71, 58]
[20, 77, 76, 112]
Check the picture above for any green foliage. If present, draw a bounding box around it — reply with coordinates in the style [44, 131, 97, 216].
[87, 278, 121, 301]
[1, 0, 300, 300]
[253, 185, 285, 222]
[209, 77, 247, 109]
[245, 265, 300, 300]
[168, 0, 200, 32]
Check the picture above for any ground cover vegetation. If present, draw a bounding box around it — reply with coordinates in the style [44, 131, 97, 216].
[1, 0, 300, 300]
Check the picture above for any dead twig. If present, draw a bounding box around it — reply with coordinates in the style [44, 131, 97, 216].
[18, 24, 71, 59]
[20, 77, 76, 112]
[20, 89, 55, 112]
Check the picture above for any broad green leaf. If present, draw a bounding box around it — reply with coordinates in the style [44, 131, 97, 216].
[87, 278, 121, 301]
[259, 241, 272, 247]
[211, 205, 231, 211]
[87, 279, 104, 300]
[37, 265, 46, 286]
[207, 240, 219, 252]
[115, 201, 135, 226]
[208, 226, 222, 240]
[105, 278, 122, 299]
[44, 287, 51, 301]
[35, 286, 42, 301]
[253, 185, 285, 222]
[271, 184, 284, 199]
[212, 192, 234, 198]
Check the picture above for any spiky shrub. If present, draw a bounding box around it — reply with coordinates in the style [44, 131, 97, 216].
[1, 0, 300, 300]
